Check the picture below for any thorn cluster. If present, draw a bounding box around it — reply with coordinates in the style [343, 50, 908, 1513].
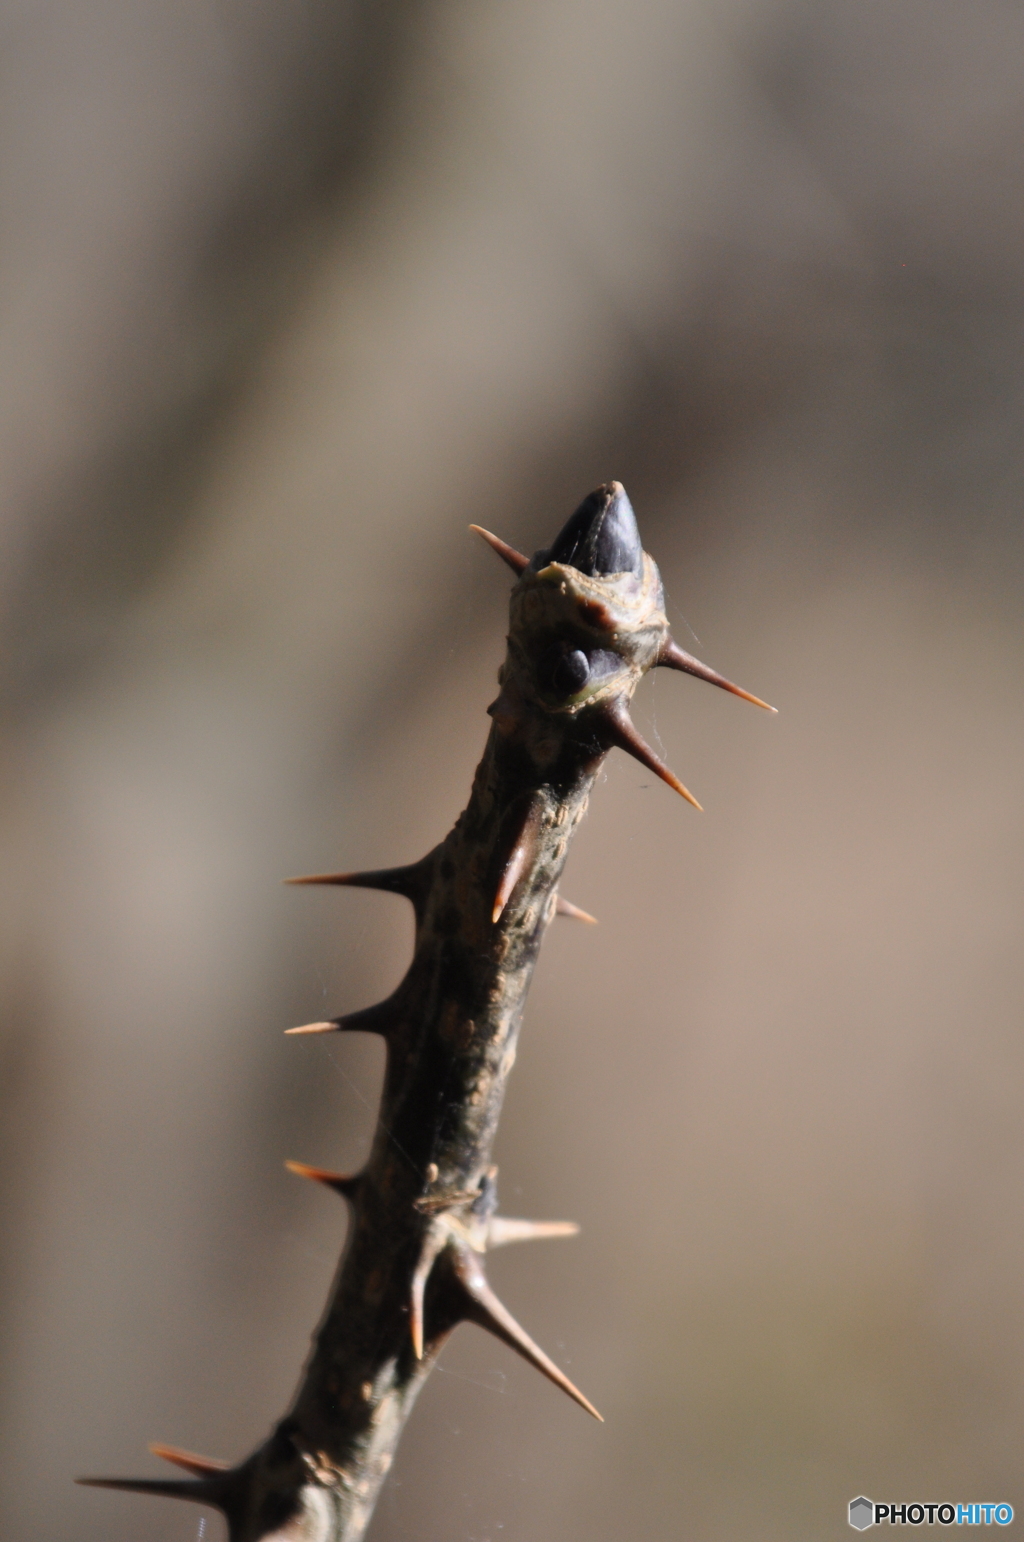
[80, 481, 773, 1542]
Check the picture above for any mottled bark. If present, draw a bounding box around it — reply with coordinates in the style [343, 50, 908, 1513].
[80, 483, 771, 1540]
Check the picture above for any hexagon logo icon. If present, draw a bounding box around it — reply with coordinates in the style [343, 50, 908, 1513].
[849, 1497, 875, 1530]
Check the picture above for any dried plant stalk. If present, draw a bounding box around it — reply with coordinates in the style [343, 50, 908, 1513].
[81, 483, 773, 1541]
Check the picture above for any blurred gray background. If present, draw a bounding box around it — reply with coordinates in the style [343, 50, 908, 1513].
[1, 2, 1022, 1538]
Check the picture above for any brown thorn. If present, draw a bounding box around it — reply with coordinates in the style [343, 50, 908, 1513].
[555, 896, 598, 925]
[410, 1231, 446, 1360]
[469, 524, 529, 576]
[451, 1244, 603, 1420]
[284, 854, 434, 911]
[284, 1159, 360, 1200]
[149, 1443, 231, 1477]
[486, 1217, 580, 1249]
[409, 1282, 424, 1362]
[76, 1475, 223, 1505]
[601, 699, 703, 811]
[285, 999, 397, 1038]
[492, 840, 530, 924]
[658, 638, 777, 713]
[492, 800, 543, 924]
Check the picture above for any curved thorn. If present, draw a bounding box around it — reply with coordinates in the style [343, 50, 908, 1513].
[149, 1442, 231, 1477]
[285, 998, 397, 1038]
[284, 855, 434, 911]
[451, 1245, 603, 1420]
[469, 524, 529, 576]
[76, 1475, 222, 1504]
[601, 699, 702, 811]
[486, 1217, 580, 1249]
[658, 638, 777, 713]
[555, 896, 598, 925]
[285, 1159, 360, 1199]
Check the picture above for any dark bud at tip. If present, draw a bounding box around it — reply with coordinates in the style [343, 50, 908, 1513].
[542, 481, 644, 578]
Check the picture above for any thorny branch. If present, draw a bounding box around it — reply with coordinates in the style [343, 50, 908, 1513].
[80, 483, 774, 1541]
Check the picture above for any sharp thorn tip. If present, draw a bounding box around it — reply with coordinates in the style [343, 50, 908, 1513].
[492, 802, 543, 926]
[410, 1231, 446, 1361]
[287, 998, 396, 1037]
[452, 1246, 602, 1420]
[469, 525, 529, 575]
[487, 1217, 581, 1248]
[284, 859, 433, 905]
[148, 1443, 230, 1477]
[75, 1475, 218, 1502]
[602, 701, 702, 810]
[284, 1159, 359, 1196]
[658, 639, 776, 712]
